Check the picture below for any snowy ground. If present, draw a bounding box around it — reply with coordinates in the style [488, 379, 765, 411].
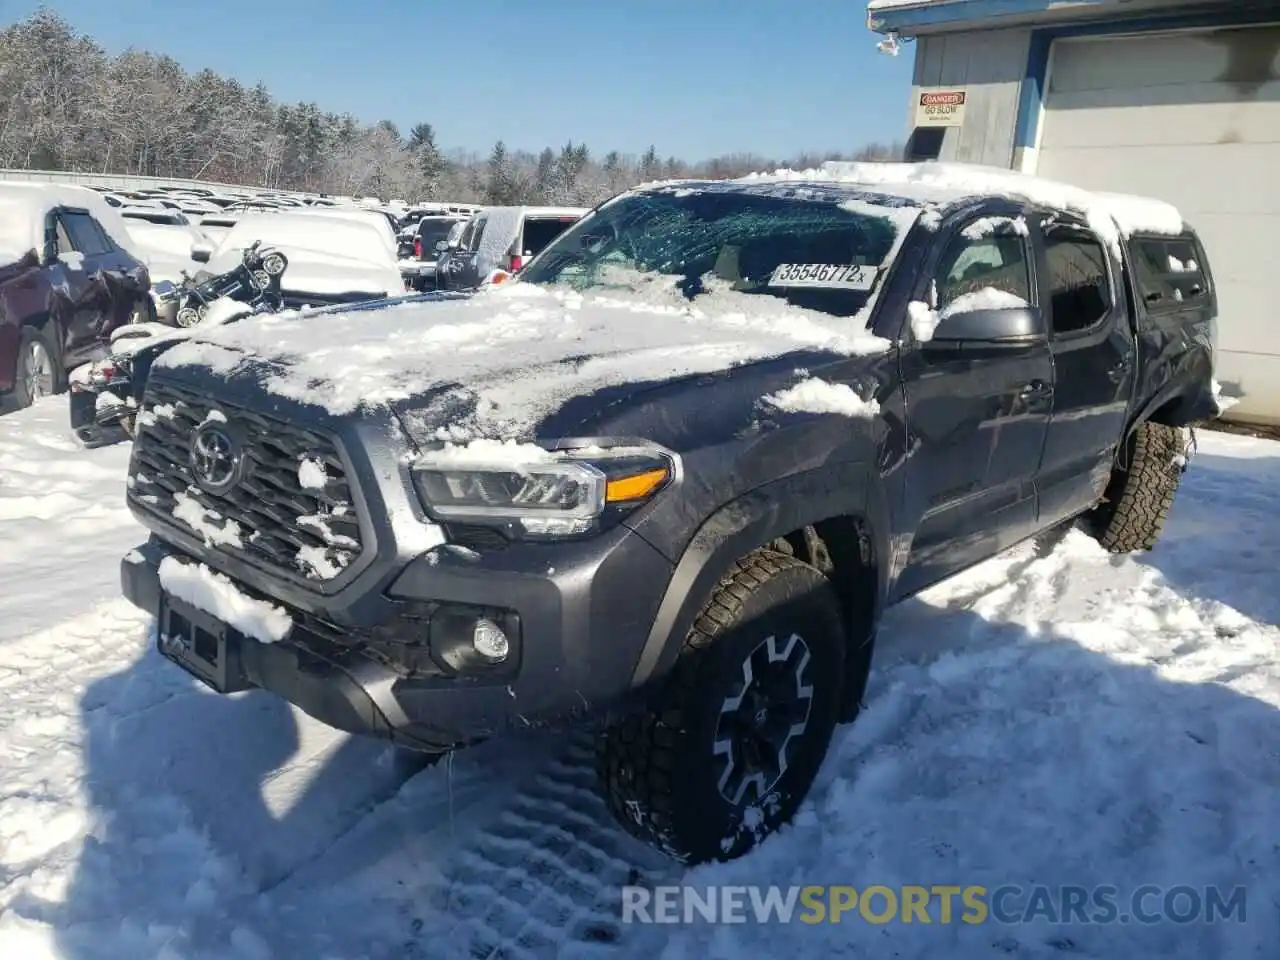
[0, 398, 1276, 959]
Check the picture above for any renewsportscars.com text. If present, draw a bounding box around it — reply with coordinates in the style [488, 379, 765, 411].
[621, 884, 1247, 926]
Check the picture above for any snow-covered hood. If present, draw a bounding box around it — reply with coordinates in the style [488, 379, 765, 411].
[152, 279, 892, 439]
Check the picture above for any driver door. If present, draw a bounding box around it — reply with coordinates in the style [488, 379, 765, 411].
[893, 213, 1054, 600]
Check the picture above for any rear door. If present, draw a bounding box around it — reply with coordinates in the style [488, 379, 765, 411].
[1034, 217, 1136, 527]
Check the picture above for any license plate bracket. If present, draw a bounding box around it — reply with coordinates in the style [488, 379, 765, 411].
[157, 592, 248, 693]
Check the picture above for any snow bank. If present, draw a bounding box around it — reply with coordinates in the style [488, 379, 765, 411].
[157, 556, 292, 644]
[742, 161, 1184, 256]
[762, 377, 880, 418]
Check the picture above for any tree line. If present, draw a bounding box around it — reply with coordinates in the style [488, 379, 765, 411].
[0, 8, 903, 205]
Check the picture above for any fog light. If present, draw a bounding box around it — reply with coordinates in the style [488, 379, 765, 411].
[472, 618, 509, 662]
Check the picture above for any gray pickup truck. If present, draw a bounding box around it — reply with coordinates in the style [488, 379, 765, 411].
[119, 164, 1218, 864]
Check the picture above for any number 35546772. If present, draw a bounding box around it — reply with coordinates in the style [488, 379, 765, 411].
[768, 263, 876, 290]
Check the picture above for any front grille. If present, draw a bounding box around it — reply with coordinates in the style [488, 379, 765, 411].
[129, 381, 363, 585]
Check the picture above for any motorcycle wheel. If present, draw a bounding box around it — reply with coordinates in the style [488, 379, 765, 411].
[262, 252, 287, 276]
[176, 307, 201, 328]
[252, 270, 271, 289]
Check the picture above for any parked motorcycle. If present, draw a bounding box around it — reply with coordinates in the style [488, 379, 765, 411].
[69, 242, 289, 445]
[163, 240, 289, 328]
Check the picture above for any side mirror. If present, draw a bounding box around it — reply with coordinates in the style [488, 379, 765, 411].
[190, 241, 213, 264]
[925, 306, 1042, 348]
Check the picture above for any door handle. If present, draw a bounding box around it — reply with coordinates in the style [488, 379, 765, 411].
[1019, 379, 1052, 399]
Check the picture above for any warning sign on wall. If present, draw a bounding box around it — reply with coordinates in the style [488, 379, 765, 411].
[915, 88, 968, 127]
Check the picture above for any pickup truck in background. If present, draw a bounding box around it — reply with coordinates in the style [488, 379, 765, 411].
[118, 164, 1218, 865]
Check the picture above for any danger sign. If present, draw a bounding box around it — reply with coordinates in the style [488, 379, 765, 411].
[915, 88, 968, 127]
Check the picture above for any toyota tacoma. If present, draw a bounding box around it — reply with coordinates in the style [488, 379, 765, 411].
[119, 162, 1220, 863]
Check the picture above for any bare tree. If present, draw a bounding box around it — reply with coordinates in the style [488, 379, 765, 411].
[0, 8, 905, 202]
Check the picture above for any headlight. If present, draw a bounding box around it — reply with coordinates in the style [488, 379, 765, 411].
[410, 443, 675, 539]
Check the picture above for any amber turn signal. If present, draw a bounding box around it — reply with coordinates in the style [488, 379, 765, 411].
[605, 467, 670, 503]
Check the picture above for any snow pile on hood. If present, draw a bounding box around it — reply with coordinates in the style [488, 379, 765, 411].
[154, 278, 894, 434]
[742, 161, 1185, 255]
[762, 377, 880, 418]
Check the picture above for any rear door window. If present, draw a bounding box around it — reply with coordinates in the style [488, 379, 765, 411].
[1130, 235, 1209, 309]
[520, 216, 580, 257]
[1042, 224, 1112, 335]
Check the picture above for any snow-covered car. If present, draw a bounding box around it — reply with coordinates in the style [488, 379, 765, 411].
[283, 206, 400, 260]
[118, 162, 1220, 865]
[202, 211, 403, 305]
[196, 213, 241, 246]
[119, 207, 210, 285]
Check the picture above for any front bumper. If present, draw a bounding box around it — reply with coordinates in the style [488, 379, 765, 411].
[121, 520, 673, 751]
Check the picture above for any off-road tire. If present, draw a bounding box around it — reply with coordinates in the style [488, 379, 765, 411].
[597, 550, 846, 864]
[1084, 421, 1187, 553]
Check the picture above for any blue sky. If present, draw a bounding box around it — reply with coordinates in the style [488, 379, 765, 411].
[9, 0, 914, 161]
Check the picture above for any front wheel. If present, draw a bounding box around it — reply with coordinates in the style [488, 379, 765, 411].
[12, 325, 60, 409]
[597, 550, 846, 864]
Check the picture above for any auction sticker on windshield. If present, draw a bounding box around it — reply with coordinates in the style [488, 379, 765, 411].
[768, 263, 877, 290]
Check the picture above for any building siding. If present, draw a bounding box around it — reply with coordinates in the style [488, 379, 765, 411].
[909, 28, 1030, 166]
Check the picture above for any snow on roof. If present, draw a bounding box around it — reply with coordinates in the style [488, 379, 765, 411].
[0, 181, 144, 265]
[741, 160, 1184, 253]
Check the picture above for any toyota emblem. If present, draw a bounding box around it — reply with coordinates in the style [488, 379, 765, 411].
[189, 423, 244, 495]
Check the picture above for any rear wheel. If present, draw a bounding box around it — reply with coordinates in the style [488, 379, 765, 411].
[1083, 420, 1187, 553]
[597, 550, 846, 863]
[12, 325, 60, 409]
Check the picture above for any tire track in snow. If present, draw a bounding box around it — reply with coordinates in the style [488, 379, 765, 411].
[413, 735, 677, 960]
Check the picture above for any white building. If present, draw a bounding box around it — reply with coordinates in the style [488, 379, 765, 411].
[868, 0, 1279, 425]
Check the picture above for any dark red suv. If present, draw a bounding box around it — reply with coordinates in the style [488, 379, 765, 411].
[0, 192, 151, 410]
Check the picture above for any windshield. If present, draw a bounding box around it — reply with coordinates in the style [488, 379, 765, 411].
[519, 189, 905, 318]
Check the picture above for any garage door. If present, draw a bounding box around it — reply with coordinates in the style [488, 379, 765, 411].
[1034, 25, 1280, 424]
